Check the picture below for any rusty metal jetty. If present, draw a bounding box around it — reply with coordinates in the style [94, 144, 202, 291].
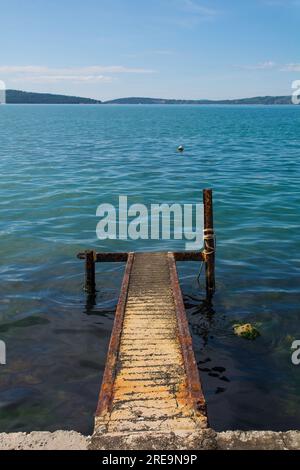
[77, 189, 216, 447]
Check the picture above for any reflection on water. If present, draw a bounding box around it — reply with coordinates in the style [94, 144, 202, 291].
[0, 104, 300, 433]
[181, 270, 300, 431]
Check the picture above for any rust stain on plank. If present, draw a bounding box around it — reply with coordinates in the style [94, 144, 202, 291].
[95, 252, 207, 435]
[96, 253, 134, 417]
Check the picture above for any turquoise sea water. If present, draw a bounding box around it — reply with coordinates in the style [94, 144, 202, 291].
[0, 104, 300, 434]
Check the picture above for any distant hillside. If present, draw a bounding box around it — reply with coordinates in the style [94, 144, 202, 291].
[104, 96, 292, 105]
[3, 90, 293, 105]
[6, 90, 102, 104]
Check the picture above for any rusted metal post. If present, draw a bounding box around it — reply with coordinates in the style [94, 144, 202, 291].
[85, 250, 96, 293]
[203, 189, 215, 298]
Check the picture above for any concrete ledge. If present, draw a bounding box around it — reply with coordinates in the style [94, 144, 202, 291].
[89, 429, 300, 451]
[216, 431, 300, 450]
[1, 430, 300, 450]
[89, 430, 217, 451]
[0, 431, 89, 450]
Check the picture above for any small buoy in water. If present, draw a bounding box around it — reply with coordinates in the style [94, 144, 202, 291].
[177, 145, 184, 152]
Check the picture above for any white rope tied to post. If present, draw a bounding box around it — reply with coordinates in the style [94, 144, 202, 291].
[197, 229, 216, 284]
[203, 228, 216, 257]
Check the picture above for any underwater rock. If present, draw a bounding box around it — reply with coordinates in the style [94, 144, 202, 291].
[233, 323, 260, 340]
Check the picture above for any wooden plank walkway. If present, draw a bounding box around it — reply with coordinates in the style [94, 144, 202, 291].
[94, 252, 207, 437]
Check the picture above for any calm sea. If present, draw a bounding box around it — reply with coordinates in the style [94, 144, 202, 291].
[0, 104, 300, 434]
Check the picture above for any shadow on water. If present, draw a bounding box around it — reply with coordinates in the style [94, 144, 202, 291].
[185, 295, 232, 397]
[84, 293, 97, 315]
[184, 279, 300, 432]
[185, 296, 216, 347]
[84, 292, 117, 319]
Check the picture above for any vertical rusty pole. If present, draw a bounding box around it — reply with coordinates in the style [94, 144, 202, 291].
[203, 189, 215, 298]
[85, 250, 96, 293]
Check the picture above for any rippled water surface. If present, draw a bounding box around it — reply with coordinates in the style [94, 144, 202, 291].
[0, 104, 300, 434]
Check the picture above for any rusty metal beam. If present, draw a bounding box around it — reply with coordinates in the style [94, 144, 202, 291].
[167, 252, 207, 418]
[77, 252, 129, 262]
[96, 253, 135, 418]
[203, 189, 216, 298]
[78, 251, 204, 263]
[84, 250, 96, 293]
[173, 251, 204, 262]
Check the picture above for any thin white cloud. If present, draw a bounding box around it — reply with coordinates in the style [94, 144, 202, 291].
[0, 65, 156, 75]
[165, 0, 220, 28]
[280, 63, 300, 72]
[181, 0, 219, 17]
[0, 66, 51, 74]
[123, 50, 173, 59]
[12, 75, 113, 84]
[241, 61, 277, 70]
[239, 61, 300, 72]
[0, 65, 156, 85]
[152, 50, 174, 56]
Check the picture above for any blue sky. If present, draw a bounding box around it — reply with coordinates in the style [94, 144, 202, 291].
[0, 0, 299, 100]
